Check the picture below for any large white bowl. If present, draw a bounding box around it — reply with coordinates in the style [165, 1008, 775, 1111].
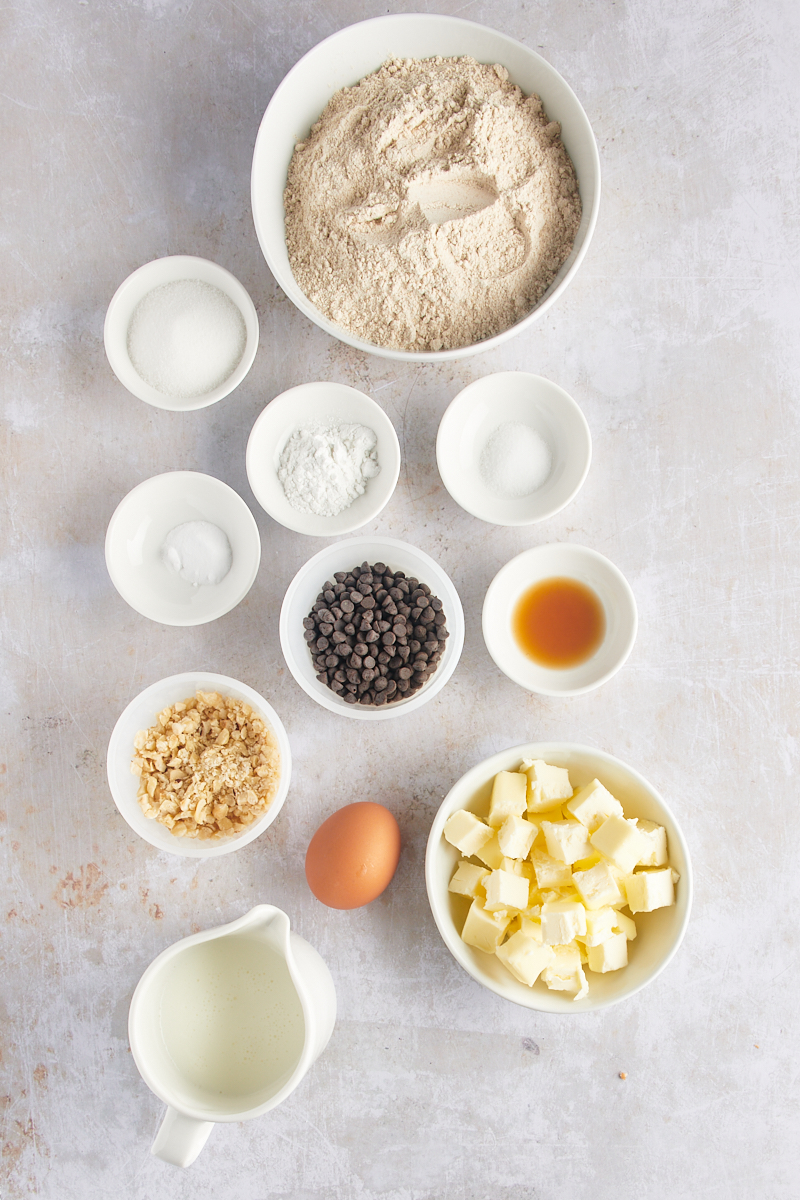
[251, 14, 601, 362]
[280, 536, 464, 721]
[482, 544, 637, 696]
[105, 471, 261, 627]
[246, 382, 401, 536]
[437, 372, 591, 525]
[107, 672, 292, 859]
[104, 256, 259, 411]
[425, 742, 692, 1013]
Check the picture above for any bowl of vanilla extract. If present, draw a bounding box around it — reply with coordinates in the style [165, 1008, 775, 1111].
[482, 544, 638, 697]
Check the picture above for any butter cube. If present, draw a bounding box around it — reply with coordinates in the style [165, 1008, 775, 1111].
[443, 809, 493, 856]
[461, 898, 511, 952]
[572, 861, 624, 910]
[521, 759, 573, 803]
[624, 867, 675, 914]
[488, 771, 528, 827]
[448, 861, 489, 899]
[519, 916, 544, 942]
[484, 868, 529, 913]
[542, 819, 593, 865]
[587, 931, 628, 973]
[612, 910, 637, 940]
[579, 905, 617, 946]
[498, 815, 536, 860]
[501, 857, 533, 881]
[590, 815, 647, 873]
[474, 833, 504, 870]
[496, 930, 555, 986]
[565, 778, 624, 832]
[541, 899, 587, 945]
[633, 819, 668, 867]
[541, 943, 588, 998]
[530, 848, 573, 889]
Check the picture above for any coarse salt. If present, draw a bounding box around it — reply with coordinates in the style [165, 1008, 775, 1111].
[127, 279, 246, 399]
[161, 521, 232, 587]
[479, 421, 552, 499]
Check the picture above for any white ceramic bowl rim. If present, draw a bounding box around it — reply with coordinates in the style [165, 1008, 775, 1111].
[245, 381, 401, 536]
[104, 471, 262, 627]
[106, 672, 292, 858]
[279, 536, 465, 721]
[436, 372, 592, 526]
[425, 741, 693, 1013]
[103, 255, 260, 411]
[482, 543, 638, 696]
[251, 13, 601, 362]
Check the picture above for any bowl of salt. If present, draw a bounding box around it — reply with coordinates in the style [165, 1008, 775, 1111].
[436, 372, 592, 526]
[104, 256, 259, 411]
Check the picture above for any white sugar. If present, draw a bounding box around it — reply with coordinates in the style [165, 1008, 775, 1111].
[127, 279, 246, 399]
[161, 521, 232, 587]
[479, 421, 552, 498]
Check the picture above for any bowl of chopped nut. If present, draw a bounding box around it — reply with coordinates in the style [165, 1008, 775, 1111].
[425, 742, 692, 1012]
[107, 672, 292, 858]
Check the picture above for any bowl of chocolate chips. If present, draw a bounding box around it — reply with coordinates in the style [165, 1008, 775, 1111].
[279, 536, 465, 720]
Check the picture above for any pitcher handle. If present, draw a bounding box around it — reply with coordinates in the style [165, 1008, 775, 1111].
[151, 1106, 215, 1168]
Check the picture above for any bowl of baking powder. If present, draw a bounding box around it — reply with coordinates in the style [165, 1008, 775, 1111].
[246, 382, 402, 536]
[251, 14, 600, 361]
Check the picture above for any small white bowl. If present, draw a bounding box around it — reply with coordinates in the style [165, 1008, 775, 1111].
[280, 536, 464, 721]
[106, 672, 292, 859]
[104, 255, 259, 411]
[246, 382, 401, 536]
[251, 13, 601, 362]
[105, 471, 261, 626]
[425, 742, 692, 1012]
[482, 544, 637, 696]
[436, 373, 591, 525]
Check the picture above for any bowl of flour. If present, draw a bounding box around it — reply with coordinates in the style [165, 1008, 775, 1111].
[245, 382, 401, 536]
[251, 14, 600, 362]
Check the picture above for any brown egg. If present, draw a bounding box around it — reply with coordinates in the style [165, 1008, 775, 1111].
[305, 801, 401, 909]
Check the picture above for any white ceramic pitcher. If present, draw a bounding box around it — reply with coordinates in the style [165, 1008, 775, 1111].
[128, 904, 336, 1167]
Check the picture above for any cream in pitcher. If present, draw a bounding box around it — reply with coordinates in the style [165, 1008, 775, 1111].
[128, 905, 336, 1167]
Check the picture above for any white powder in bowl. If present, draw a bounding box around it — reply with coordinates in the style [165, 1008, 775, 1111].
[278, 423, 380, 517]
[479, 422, 552, 498]
[161, 521, 233, 587]
[127, 279, 246, 399]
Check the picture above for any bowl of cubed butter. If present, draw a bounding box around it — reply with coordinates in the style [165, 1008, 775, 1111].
[425, 743, 692, 1012]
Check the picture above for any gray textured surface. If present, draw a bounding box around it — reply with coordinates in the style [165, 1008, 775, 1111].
[2, 0, 798, 1196]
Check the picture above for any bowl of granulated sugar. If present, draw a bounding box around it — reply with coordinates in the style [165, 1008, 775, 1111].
[437, 373, 592, 525]
[251, 14, 601, 362]
[104, 256, 259, 411]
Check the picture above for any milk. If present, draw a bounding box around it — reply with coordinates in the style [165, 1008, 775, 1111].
[159, 934, 305, 1099]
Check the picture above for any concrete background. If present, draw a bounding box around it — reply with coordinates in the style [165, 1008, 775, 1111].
[2, 0, 798, 1196]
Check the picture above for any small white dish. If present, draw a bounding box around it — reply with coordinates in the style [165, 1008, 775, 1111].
[251, 13, 601, 362]
[280, 536, 464, 721]
[425, 742, 692, 1013]
[104, 255, 259, 411]
[436, 373, 591, 525]
[482, 544, 637, 696]
[106, 672, 292, 859]
[246, 382, 401, 536]
[105, 471, 261, 626]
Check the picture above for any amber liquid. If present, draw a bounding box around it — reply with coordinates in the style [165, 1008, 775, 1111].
[512, 577, 605, 668]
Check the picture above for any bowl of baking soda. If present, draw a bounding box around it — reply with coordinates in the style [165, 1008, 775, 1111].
[105, 471, 261, 626]
[436, 373, 592, 526]
[246, 382, 401, 536]
[104, 256, 259, 411]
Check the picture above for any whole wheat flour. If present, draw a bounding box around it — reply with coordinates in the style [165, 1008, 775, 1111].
[284, 56, 582, 352]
